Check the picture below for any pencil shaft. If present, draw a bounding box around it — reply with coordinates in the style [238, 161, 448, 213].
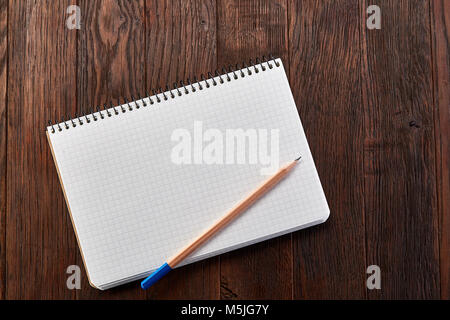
[168, 160, 298, 267]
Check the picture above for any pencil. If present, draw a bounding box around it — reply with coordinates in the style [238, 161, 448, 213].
[141, 156, 302, 289]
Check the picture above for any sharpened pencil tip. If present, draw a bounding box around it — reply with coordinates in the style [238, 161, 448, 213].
[295, 156, 302, 161]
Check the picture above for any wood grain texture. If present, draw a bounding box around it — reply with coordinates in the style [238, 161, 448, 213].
[431, 0, 450, 300]
[289, 0, 366, 299]
[0, 0, 7, 300]
[7, 0, 78, 299]
[145, 0, 219, 299]
[217, 0, 292, 299]
[361, 0, 439, 299]
[77, 0, 146, 299]
[2, 0, 447, 300]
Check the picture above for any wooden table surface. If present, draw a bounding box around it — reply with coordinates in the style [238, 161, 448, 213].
[0, 0, 448, 299]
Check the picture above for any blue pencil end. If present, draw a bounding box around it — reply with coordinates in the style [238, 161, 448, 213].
[141, 262, 172, 290]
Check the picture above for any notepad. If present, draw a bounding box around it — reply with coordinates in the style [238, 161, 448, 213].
[46, 58, 329, 290]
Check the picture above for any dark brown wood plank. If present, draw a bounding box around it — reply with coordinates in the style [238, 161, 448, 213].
[76, 0, 147, 299]
[7, 0, 78, 299]
[431, 0, 450, 300]
[145, 0, 219, 299]
[217, 0, 292, 299]
[0, 0, 7, 300]
[289, 0, 366, 299]
[361, 0, 439, 299]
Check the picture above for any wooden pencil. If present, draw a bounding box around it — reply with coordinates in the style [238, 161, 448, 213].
[141, 156, 301, 289]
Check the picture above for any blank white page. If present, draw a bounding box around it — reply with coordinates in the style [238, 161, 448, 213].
[47, 59, 329, 289]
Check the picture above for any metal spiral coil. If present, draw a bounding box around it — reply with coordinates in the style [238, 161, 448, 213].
[47, 54, 280, 133]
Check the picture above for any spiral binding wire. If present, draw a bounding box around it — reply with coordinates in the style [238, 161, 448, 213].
[47, 55, 280, 133]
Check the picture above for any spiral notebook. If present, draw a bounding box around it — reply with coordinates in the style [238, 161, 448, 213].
[46, 57, 329, 290]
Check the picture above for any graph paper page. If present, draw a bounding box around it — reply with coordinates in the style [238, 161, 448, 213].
[47, 59, 329, 288]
